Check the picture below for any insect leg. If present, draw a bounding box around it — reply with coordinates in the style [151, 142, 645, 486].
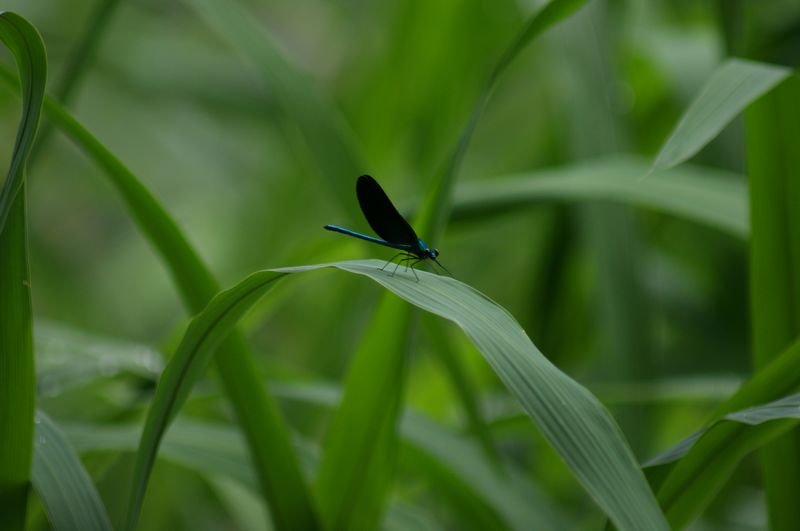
[380, 252, 405, 271]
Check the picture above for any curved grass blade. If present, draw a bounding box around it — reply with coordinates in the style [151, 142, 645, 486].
[0, 11, 47, 232]
[652, 58, 791, 171]
[124, 270, 288, 531]
[184, 0, 365, 223]
[272, 381, 566, 531]
[31, 411, 112, 531]
[649, 338, 800, 528]
[285, 261, 668, 531]
[415, 0, 588, 242]
[128, 260, 667, 531]
[0, 12, 46, 529]
[647, 393, 800, 468]
[449, 157, 748, 237]
[318, 3, 588, 528]
[0, 65, 321, 531]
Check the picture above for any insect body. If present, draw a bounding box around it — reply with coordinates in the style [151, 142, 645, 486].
[324, 175, 450, 280]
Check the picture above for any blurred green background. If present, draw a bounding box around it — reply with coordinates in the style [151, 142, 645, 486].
[3, 0, 799, 529]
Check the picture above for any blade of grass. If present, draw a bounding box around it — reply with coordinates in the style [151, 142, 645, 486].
[64, 400, 547, 531]
[0, 67, 321, 531]
[130, 259, 667, 530]
[315, 295, 414, 530]
[316, 3, 588, 527]
[0, 12, 46, 530]
[29, 0, 124, 164]
[647, 393, 800, 468]
[651, 337, 800, 528]
[421, 316, 500, 470]
[184, 0, 366, 223]
[414, 0, 588, 242]
[0, 11, 46, 231]
[450, 156, 748, 237]
[31, 411, 113, 531]
[123, 270, 288, 531]
[291, 262, 667, 531]
[651, 58, 790, 171]
[745, 73, 800, 530]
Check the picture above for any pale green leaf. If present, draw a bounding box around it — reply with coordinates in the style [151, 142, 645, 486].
[31, 411, 112, 531]
[652, 58, 791, 171]
[128, 260, 667, 531]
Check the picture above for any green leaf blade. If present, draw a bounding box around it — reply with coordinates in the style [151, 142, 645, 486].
[652, 58, 791, 171]
[450, 157, 748, 237]
[31, 412, 113, 531]
[0, 11, 47, 530]
[282, 262, 669, 530]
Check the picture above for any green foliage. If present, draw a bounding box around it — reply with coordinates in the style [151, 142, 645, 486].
[746, 74, 800, 530]
[0, 11, 46, 530]
[32, 411, 112, 531]
[4, 1, 800, 530]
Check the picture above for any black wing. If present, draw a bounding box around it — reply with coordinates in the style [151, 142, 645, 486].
[356, 175, 418, 246]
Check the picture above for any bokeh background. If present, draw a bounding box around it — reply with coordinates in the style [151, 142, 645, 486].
[3, 0, 799, 529]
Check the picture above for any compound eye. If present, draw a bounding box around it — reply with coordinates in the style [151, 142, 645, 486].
[432, 248, 440, 258]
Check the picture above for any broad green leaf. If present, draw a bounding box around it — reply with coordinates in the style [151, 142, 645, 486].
[31, 411, 112, 531]
[746, 72, 800, 529]
[281, 262, 667, 531]
[0, 65, 321, 531]
[449, 157, 748, 237]
[128, 260, 667, 531]
[652, 58, 791, 171]
[0, 11, 46, 529]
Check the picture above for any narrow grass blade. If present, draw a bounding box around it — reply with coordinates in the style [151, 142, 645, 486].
[652, 58, 790, 171]
[449, 157, 748, 237]
[652, 338, 800, 528]
[29, 0, 124, 164]
[314, 295, 414, 530]
[132, 260, 665, 530]
[745, 73, 800, 529]
[279, 378, 562, 530]
[647, 393, 800, 468]
[421, 317, 500, 470]
[31, 411, 112, 531]
[0, 67, 321, 531]
[0, 11, 46, 529]
[415, 0, 588, 242]
[0, 12, 47, 232]
[124, 270, 288, 531]
[184, 0, 365, 223]
[401, 414, 570, 531]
